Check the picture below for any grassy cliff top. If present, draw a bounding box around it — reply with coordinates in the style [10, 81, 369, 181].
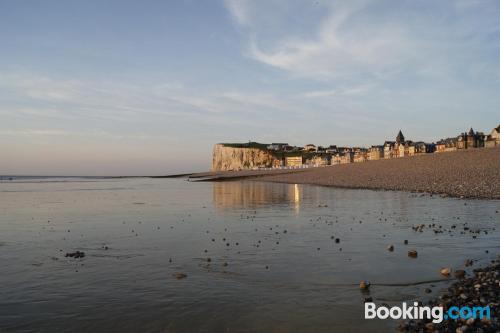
[219, 142, 270, 149]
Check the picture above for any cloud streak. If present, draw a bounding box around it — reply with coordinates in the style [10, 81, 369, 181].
[226, 0, 500, 83]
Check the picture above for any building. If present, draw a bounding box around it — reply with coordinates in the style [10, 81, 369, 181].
[285, 155, 303, 167]
[368, 145, 384, 160]
[303, 144, 316, 152]
[485, 125, 500, 148]
[383, 141, 395, 159]
[326, 145, 338, 154]
[267, 143, 288, 151]
[332, 152, 353, 165]
[407, 143, 416, 156]
[397, 144, 406, 158]
[394, 130, 407, 158]
[457, 128, 485, 149]
[436, 138, 458, 152]
[273, 159, 283, 168]
[337, 147, 352, 154]
[413, 142, 435, 154]
[353, 148, 368, 163]
[396, 130, 405, 145]
[305, 154, 331, 166]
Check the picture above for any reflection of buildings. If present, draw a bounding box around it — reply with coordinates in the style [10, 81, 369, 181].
[212, 181, 301, 212]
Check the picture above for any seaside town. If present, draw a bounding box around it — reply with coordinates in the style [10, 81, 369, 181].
[227, 125, 500, 169]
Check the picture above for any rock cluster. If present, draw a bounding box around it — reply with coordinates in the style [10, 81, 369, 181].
[398, 259, 499, 332]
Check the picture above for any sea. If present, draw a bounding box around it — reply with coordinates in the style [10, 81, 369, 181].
[0, 176, 498, 332]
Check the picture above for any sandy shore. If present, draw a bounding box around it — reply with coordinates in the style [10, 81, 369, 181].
[188, 168, 307, 180]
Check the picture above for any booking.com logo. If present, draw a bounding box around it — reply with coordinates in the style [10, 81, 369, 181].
[365, 302, 491, 323]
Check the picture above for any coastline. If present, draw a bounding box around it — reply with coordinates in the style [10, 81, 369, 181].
[199, 147, 500, 200]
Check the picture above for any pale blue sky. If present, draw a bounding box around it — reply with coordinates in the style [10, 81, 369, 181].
[1, 0, 499, 175]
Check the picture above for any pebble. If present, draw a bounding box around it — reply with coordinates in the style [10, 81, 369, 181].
[172, 272, 187, 279]
[454, 269, 465, 278]
[65, 251, 85, 258]
[440, 267, 451, 276]
[359, 281, 370, 290]
[407, 250, 418, 258]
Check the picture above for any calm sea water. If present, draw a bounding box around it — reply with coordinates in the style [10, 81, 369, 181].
[0, 177, 498, 332]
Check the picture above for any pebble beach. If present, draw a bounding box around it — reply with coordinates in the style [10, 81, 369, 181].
[257, 147, 500, 200]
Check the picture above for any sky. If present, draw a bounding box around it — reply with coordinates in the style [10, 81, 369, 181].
[1, 0, 499, 175]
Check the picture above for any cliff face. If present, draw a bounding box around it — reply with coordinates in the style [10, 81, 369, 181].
[211, 144, 276, 171]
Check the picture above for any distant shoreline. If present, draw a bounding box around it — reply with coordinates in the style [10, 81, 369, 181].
[189, 147, 500, 200]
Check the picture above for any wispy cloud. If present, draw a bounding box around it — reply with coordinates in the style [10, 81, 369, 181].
[224, 0, 252, 26]
[225, 0, 500, 84]
[228, 1, 412, 79]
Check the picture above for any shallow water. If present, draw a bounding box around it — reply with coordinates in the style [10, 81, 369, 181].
[0, 177, 498, 332]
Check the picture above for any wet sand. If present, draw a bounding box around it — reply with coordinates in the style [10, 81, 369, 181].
[257, 148, 500, 200]
[189, 168, 307, 181]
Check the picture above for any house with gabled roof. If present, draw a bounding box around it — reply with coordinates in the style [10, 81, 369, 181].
[485, 125, 500, 148]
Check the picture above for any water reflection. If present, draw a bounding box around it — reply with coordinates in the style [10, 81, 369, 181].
[294, 183, 300, 214]
[1, 178, 499, 333]
[213, 181, 301, 212]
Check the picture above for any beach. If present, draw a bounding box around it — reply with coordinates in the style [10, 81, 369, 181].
[244, 147, 500, 200]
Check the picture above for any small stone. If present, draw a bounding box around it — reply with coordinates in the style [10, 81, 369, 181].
[65, 251, 85, 258]
[454, 269, 466, 278]
[359, 281, 370, 290]
[440, 267, 452, 277]
[387, 245, 394, 252]
[408, 250, 418, 258]
[466, 318, 475, 325]
[172, 272, 187, 279]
